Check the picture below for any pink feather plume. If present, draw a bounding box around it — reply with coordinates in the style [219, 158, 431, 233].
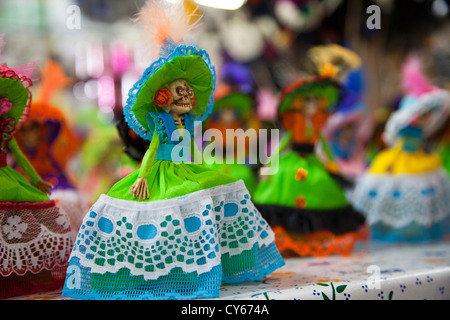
[12, 60, 39, 81]
[132, 0, 201, 60]
[401, 55, 436, 97]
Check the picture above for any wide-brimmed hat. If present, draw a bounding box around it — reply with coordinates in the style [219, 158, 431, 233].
[383, 89, 450, 146]
[212, 92, 253, 119]
[307, 44, 361, 76]
[0, 66, 32, 133]
[278, 76, 344, 114]
[124, 45, 215, 141]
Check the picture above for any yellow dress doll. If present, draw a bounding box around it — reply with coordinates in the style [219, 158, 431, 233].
[352, 88, 450, 242]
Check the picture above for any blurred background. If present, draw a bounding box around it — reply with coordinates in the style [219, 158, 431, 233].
[1, 0, 449, 203]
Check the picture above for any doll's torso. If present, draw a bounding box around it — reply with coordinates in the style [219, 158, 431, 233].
[368, 125, 442, 175]
[280, 111, 330, 147]
[147, 112, 194, 162]
[149, 112, 193, 144]
[398, 125, 424, 153]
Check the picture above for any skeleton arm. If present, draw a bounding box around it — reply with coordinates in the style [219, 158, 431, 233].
[129, 130, 159, 200]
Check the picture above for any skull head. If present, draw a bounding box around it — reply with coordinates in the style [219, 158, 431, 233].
[167, 79, 195, 115]
[302, 94, 320, 118]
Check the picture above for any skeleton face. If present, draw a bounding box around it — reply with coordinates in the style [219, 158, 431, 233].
[302, 95, 320, 117]
[167, 79, 195, 114]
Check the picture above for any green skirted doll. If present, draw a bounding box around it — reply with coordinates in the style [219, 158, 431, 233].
[253, 75, 368, 257]
[0, 35, 74, 299]
[62, 0, 284, 300]
[203, 88, 258, 195]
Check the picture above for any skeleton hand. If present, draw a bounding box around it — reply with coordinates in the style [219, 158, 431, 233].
[34, 180, 53, 195]
[129, 177, 150, 200]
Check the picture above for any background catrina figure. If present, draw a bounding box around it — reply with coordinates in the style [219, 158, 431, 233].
[253, 75, 368, 257]
[76, 109, 134, 205]
[308, 44, 374, 179]
[62, 0, 284, 300]
[15, 60, 86, 232]
[202, 85, 258, 195]
[351, 55, 450, 243]
[0, 34, 74, 299]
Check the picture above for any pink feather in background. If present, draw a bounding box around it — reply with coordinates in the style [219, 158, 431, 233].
[401, 55, 437, 97]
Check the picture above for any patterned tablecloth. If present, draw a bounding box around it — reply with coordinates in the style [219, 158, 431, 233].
[5, 240, 450, 300]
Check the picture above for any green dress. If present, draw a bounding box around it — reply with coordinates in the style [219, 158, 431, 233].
[254, 148, 349, 209]
[201, 92, 258, 194]
[203, 155, 258, 196]
[108, 113, 237, 201]
[253, 130, 365, 236]
[1, 138, 49, 202]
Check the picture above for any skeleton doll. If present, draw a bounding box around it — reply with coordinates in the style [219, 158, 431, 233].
[62, 56, 284, 300]
[129, 79, 199, 200]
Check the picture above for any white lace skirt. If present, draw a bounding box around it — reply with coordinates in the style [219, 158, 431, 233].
[0, 200, 75, 298]
[62, 180, 285, 300]
[50, 189, 89, 232]
[351, 168, 450, 242]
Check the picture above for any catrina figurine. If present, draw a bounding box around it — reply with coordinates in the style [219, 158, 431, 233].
[351, 56, 450, 243]
[76, 108, 129, 205]
[15, 60, 86, 232]
[253, 75, 368, 257]
[0, 35, 74, 299]
[62, 0, 284, 300]
[202, 86, 258, 195]
[308, 44, 373, 179]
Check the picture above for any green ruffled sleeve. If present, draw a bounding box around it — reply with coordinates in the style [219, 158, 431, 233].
[138, 130, 160, 179]
[8, 137, 42, 185]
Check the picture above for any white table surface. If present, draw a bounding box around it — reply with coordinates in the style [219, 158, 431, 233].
[5, 240, 450, 300]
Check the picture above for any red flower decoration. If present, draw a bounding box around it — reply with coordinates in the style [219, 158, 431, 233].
[295, 168, 308, 181]
[295, 196, 307, 209]
[154, 88, 173, 107]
